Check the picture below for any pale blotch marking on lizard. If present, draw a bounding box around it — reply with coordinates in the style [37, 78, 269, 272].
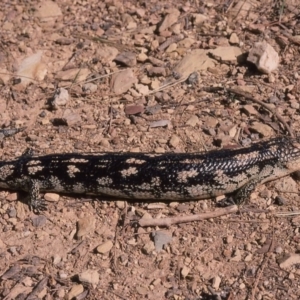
[177, 169, 199, 183]
[28, 165, 44, 175]
[180, 158, 204, 164]
[68, 158, 89, 163]
[71, 183, 86, 193]
[26, 160, 42, 166]
[151, 177, 161, 186]
[186, 184, 215, 198]
[47, 176, 66, 192]
[125, 158, 146, 164]
[246, 166, 260, 176]
[67, 165, 80, 178]
[0, 164, 15, 179]
[120, 167, 138, 177]
[97, 177, 113, 185]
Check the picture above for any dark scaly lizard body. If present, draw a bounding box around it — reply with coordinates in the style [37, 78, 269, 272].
[0, 136, 300, 211]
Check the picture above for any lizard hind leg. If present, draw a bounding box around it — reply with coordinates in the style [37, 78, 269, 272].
[232, 178, 260, 205]
[29, 179, 47, 212]
[217, 178, 260, 207]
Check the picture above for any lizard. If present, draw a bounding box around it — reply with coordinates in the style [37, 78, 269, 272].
[0, 136, 300, 211]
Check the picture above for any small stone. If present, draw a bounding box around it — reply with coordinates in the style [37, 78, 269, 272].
[44, 193, 60, 202]
[191, 13, 208, 25]
[96, 240, 113, 254]
[135, 83, 149, 95]
[67, 284, 84, 300]
[250, 122, 274, 137]
[125, 105, 144, 115]
[16, 51, 47, 86]
[78, 270, 99, 286]
[212, 275, 221, 289]
[247, 41, 279, 74]
[116, 201, 125, 209]
[148, 67, 166, 77]
[243, 104, 258, 115]
[244, 254, 252, 262]
[6, 193, 18, 201]
[231, 248, 242, 262]
[51, 88, 69, 109]
[83, 83, 97, 94]
[166, 43, 177, 53]
[181, 266, 190, 278]
[136, 285, 148, 295]
[56, 68, 90, 82]
[186, 115, 199, 127]
[114, 52, 137, 67]
[61, 109, 81, 126]
[53, 255, 61, 265]
[169, 135, 180, 148]
[279, 254, 300, 269]
[229, 33, 239, 44]
[31, 215, 47, 227]
[142, 241, 155, 254]
[76, 216, 95, 239]
[152, 231, 172, 252]
[149, 120, 170, 128]
[158, 8, 180, 33]
[111, 69, 137, 95]
[137, 52, 148, 62]
[34, 1, 62, 22]
[226, 235, 233, 244]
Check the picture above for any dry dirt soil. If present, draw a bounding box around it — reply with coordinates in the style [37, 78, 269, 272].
[1, 0, 300, 299]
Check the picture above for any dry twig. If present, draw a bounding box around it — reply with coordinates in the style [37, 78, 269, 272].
[138, 205, 238, 227]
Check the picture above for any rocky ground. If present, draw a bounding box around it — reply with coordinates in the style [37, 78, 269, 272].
[1, 0, 300, 299]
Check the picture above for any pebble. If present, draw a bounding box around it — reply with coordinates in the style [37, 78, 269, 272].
[158, 8, 180, 33]
[279, 254, 300, 269]
[229, 33, 239, 45]
[62, 109, 81, 126]
[212, 275, 221, 289]
[247, 41, 279, 74]
[181, 266, 190, 278]
[51, 88, 69, 109]
[76, 216, 95, 239]
[148, 67, 166, 77]
[16, 51, 47, 86]
[44, 193, 60, 202]
[67, 284, 84, 300]
[78, 270, 99, 286]
[169, 135, 181, 147]
[192, 13, 208, 25]
[111, 69, 137, 95]
[83, 83, 97, 94]
[96, 240, 113, 254]
[186, 115, 199, 127]
[114, 52, 137, 67]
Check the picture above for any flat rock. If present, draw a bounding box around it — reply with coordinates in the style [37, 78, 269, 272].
[279, 254, 300, 269]
[247, 41, 279, 74]
[16, 51, 47, 86]
[96, 240, 113, 254]
[34, 1, 62, 22]
[114, 52, 136, 67]
[111, 69, 137, 95]
[56, 68, 90, 82]
[209, 46, 243, 63]
[158, 8, 180, 33]
[96, 46, 118, 63]
[78, 270, 99, 286]
[174, 49, 215, 78]
[76, 216, 95, 239]
[250, 122, 274, 137]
